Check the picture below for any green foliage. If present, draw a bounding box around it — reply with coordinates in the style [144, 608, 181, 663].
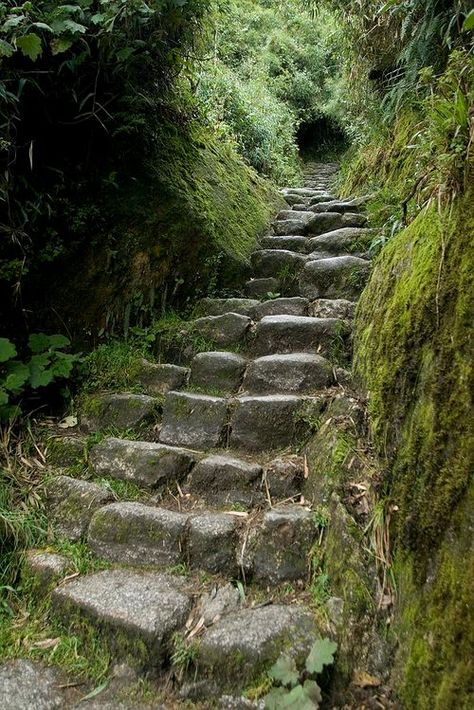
[0, 334, 79, 420]
[264, 638, 337, 709]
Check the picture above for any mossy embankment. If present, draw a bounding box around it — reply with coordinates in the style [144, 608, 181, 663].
[354, 188, 473, 708]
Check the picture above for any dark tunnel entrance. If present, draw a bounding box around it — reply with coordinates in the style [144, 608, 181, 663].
[297, 116, 348, 160]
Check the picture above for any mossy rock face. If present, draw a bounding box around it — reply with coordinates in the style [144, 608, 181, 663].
[393, 484, 474, 710]
[46, 475, 113, 542]
[354, 194, 474, 551]
[46, 435, 87, 468]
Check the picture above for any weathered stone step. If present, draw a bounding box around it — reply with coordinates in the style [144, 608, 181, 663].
[90, 437, 199, 488]
[310, 298, 356, 320]
[191, 313, 251, 348]
[194, 604, 317, 692]
[250, 249, 307, 279]
[310, 199, 364, 213]
[160, 391, 229, 449]
[260, 235, 309, 252]
[249, 297, 309, 319]
[229, 395, 319, 451]
[274, 217, 312, 236]
[243, 353, 334, 394]
[52, 569, 192, 668]
[196, 297, 260, 317]
[275, 209, 314, 224]
[244, 276, 280, 298]
[79, 393, 160, 434]
[306, 211, 367, 235]
[308, 226, 374, 254]
[46, 475, 113, 542]
[190, 351, 247, 393]
[253, 315, 348, 356]
[300, 255, 371, 300]
[280, 187, 325, 197]
[137, 360, 189, 395]
[185, 454, 264, 505]
[88, 502, 240, 575]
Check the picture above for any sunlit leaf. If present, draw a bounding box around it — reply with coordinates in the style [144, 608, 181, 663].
[16, 33, 43, 61]
[305, 638, 337, 675]
[0, 338, 17, 363]
[269, 655, 300, 687]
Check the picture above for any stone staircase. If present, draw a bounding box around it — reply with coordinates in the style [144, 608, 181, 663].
[31, 163, 376, 705]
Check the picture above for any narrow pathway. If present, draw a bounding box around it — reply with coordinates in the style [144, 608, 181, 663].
[32, 163, 374, 705]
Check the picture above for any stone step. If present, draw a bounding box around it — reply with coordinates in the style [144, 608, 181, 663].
[250, 249, 307, 279]
[306, 211, 367, 236]
[46, 475, 113, 542]
[309, 298, 356, 320]
[275, 209, 314, 224]
[196, 297, 260, 317]
[190, 351, 247, 393]
[229, 395, 315, 451]
[260, 235, 309, 253]
[252, 315, 348, 356]
[244, 277, 280, 298]
[89, 437, 199, 488]
[52, 569, 192, 669]
[299, 255, 371, 300]
[282, 192, 309, 206]
[308, 227, 374, 254]
[185, 454, 264, 505]
[88, 502, 240, 575]
[242, 353, 334, 394]
[310, 199, 363, 213]
[274, 217, 311, 236]
[160, 391, 229, 449]
[242, 505, 317, 583]
[194, 604, 317, 693]
[191, 313, 251, 348]
[137, 360, 189, 395]
[280, 187, 324, 197]
[79, 393, 160, 434]
[249, 296, 309, 319]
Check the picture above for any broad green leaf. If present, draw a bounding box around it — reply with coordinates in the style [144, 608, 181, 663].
[16, 33, 42, 61]
[3, 362, 30, 393]
[32, 22, 54, 32]
[29, 353, 51, 369]
[28, 333, 52, 353]
[50, 357, 74, 378]
[264, 686, 289, 709]
[51, 37, 73, 55]
[0, 338, 16, 363]
[0, 39, 15, 57]
[62, 19, 87, 34]
[305, 638, 337, 676]
[29, 366, 54, 389]
[269, 655, 300, 687]
[462, 10, 474, 31]
[3, 15, 26, 31]
[302, 680, 322, 705]
[48, 334, 70, 350]
[0, 389, 9, 406]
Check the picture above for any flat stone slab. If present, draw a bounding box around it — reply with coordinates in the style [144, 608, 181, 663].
[88, 502, 189, 566]
[25, 550, 71, 589]
[90, 437, 197, 488]
[244, 277, 280, 298]
[0, 660, 63, 710]
[188, 513, 239, 576]
[311, 200, 362, 213]
[46, 475, 112, 541]
[243, 353, 334, 394]
[192, 313, 251, 348]
[310, 298, 356, 320]
[80, 393, 160, 433]
[245, 507, 316, 583]
[196, 298, 260, 317]
[52, 569, 191, 666]
[249, 297, 308, 320]
[275, 209, 314, 223]
[305, 212, 367, 236]
[229, 395, 303, 451]
[253, 315, 345, 356]
[281, 187, 324, 197]
[300, 255, 371, 300]
[251, 249, 307, 279]
[196, 605, 317, 689]
[160, 391, 229, 449]
[308, 227, 373, 253]
[137, 360, 189, 395]
[186, 454, 263, 505]
[260, 236, 309, 253]
[190, 352, 248, 393]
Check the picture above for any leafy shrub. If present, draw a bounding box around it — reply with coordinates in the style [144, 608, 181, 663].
[0, 334, 79, 420]
[264, 638, 337, 709]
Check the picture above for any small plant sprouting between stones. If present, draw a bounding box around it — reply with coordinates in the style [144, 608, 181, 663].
[264, 637, 337, 709]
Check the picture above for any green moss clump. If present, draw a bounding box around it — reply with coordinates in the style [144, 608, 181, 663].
[354, 192, 474, 551]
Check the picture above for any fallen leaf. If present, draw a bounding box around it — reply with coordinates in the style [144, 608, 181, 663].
[58, 415, 78, 429]
[353, 670, 382, 688]
[31, 637, 61, 650]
